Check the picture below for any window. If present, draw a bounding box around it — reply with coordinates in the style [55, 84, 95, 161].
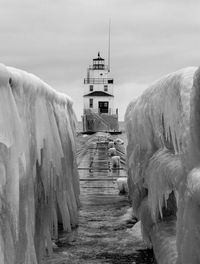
[99, 101, 109, 113]
[104, 85, 108, 92]
[89, 85, 93, 91]
[104, 102, 108, 107]
[89, 98, 93, 108]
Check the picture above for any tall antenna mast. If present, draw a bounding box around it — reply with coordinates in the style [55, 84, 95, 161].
[108, 19, 111, 72]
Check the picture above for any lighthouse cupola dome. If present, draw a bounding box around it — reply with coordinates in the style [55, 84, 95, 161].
[92, 52, 105, 70]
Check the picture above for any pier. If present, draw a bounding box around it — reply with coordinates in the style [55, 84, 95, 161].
[46, 133, 154, 264]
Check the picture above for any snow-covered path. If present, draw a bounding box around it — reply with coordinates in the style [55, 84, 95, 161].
[45, 134, 154, 264]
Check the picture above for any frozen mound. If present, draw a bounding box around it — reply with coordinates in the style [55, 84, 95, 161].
[0, 64, 80, 264]
[116, 178, 128, 194]
[125, 66, 200, 264]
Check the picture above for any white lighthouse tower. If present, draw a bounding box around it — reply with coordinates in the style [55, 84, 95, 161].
[82, 52, 119, 132]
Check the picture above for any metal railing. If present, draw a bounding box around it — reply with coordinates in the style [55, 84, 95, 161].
[88, 65, 109, 71]
[83, 109, 110, 130]
[84, 78, 114, 84]
[84, 108, 118, 115]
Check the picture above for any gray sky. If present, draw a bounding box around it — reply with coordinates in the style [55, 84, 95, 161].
[0, 0, 200, 120]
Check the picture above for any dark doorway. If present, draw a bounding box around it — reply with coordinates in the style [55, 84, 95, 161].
[99, 101, 109, 113]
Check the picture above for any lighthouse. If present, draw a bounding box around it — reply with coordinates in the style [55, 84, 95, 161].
[82, 52, 119, 133]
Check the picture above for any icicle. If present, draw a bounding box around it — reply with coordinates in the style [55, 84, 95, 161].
[125, 67, 197, 245]
[0, 64, 79, 264]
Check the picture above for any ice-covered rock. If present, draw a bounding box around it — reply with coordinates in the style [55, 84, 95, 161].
[108, 147, 116, 156]
[0, 64, 79, 264]
[114, 138, 124, 145]
[116, 178, 128, 194]
[108, 141, 115, 149]
[111, 155, 120, 168]
[125, 67, 200, 264]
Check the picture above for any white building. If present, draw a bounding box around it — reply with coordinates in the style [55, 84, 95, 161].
[82, 52, 119, 132]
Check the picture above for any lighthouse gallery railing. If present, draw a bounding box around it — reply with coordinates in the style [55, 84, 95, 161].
[84, 78, 114, 84]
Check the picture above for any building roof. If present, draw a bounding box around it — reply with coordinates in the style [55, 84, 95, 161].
[93, 57, 104, 61]
[84, 91, 114, 97]
[93, 52, 104, 61]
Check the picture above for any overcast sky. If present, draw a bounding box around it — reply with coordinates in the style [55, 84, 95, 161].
[0, 0, 200, 120]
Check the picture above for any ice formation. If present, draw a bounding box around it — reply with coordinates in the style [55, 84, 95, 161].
[108, 141, 114, 149]
[116, 178, 128, 194]
[0, 64, 79, 264]
[111, 155, 120, 168]
[125, 67, 200, 263]
[108, 147, 116, 156]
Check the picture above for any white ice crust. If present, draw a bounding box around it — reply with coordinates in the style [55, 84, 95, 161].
[0, 64, 79, 264]
[125, 66, 200, 263]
